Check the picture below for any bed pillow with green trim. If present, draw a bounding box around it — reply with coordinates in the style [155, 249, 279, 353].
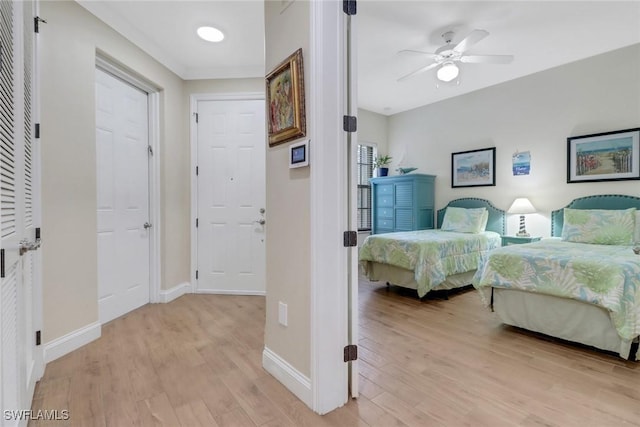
[561, 207, 636, 245]
[441, 206, 487, 233]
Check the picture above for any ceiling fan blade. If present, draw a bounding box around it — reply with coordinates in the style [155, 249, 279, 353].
[453, 29, 489, 53]
[460, 54, 514, 64]
[397, 62, 440, 82]
[397, 49, 438, 59]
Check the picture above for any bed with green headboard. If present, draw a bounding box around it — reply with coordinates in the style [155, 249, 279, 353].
[359, 198, 505, 298]
[475, 194, 640, 360]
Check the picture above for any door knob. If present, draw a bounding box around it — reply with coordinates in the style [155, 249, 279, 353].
[254, 219, 266, 225]
[143, 222, 152, 229]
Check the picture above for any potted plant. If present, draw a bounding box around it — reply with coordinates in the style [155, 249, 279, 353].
[374, 155, 392, 177]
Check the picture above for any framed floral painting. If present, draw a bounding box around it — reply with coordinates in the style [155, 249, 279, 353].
[266, 48, 306, 146]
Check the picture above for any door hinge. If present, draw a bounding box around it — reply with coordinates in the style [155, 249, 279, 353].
[196, 166, 199, 176]
[35, 227, 41, 240]
[36, 330, 41, 346]
[343, 115, 357, 133]
[195, 270, 199, 280]
[0, 249, 4, 278]
[343, 231, 357, 247]
[196, 218, 199, 228]
[34, 16, 47, 33]
[344, 344, 358, 362]
[35, 123, 40, 139]
[148, 145, 153, 156]
[343, 0, 357, 16]
[194, 113, 199, 123]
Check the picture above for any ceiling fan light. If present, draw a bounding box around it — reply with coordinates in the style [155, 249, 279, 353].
[437, 62, 459, 82]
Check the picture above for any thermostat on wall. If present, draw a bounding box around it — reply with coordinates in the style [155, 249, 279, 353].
[289, 139, 309, 168]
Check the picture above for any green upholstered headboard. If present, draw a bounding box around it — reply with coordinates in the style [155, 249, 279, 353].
[436, 198, 505, 235]
[551, 194, 640, 237]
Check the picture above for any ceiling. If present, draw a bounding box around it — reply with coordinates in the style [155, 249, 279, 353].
[78, 1, 640, 115]
[77, 0, 265, 79]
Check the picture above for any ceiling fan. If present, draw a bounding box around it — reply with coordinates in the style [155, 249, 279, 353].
[397, 29, 514, 83]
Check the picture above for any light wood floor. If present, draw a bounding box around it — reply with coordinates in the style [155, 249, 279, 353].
[31, 278, 640, 426]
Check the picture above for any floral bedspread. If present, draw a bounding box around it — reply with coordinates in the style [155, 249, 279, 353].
[359, 230, 501, 297]
[473, 240, 640, 340]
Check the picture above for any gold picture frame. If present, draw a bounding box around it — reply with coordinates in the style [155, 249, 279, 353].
[266, 48, 306, 147]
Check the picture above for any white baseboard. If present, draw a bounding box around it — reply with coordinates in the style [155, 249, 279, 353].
[262, 347, 312, 408]
[195, 289, 266, 296]
[44, 321, 101, 363]
[159, 282, 192, 303]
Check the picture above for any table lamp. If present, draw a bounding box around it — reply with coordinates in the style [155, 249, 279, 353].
[508, 197, 536, 237]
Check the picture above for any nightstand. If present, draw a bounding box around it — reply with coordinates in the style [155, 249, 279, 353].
[501, 235, 542, 246]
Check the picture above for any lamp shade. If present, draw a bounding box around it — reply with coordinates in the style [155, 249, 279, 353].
[437, 62, 459, 82]
[508, 198, 536, 214]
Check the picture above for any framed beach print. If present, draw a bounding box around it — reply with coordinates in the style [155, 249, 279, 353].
[266, 48, 306, 147]
[567, 128, 640, 183]
[451, 147, 496, 188]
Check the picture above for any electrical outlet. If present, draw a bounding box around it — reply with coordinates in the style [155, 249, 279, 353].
[278, 301, 288, 326]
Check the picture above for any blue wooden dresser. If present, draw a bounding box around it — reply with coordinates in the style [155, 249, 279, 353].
[370, 174, 436, 234]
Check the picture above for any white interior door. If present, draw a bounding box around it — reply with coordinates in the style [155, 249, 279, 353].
[1, 0, 43, 422]
[95, 68, 150, 324]
[196, 99, 266, 294]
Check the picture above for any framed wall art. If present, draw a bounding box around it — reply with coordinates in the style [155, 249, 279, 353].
[451, 147, 496, 188]
[567, 128, 640, 183]
[266, 48, 306, 147]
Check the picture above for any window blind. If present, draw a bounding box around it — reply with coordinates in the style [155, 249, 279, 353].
[357, 144, 375, 231]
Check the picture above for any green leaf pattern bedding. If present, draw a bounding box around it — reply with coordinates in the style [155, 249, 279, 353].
[473, 240, 640, 340]
[359, 230, 501, 297]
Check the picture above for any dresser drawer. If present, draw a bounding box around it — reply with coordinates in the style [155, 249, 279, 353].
[377, 195, 393, 207]
[376, 218, 394, 230]
[376, 207, 393, 219]
[376, 184, 393, 195]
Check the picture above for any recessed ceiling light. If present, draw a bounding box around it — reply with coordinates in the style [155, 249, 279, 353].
[197, 26, 224, 43]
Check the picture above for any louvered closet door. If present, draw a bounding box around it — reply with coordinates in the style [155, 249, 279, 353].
[0, 0, 42, 422]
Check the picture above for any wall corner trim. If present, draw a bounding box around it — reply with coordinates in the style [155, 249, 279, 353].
[262, 347, 312, 408]
[159, 282, 192, 303]
[44, 321, 101, 363]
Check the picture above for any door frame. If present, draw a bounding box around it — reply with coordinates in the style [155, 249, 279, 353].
[31, 0, 45, 391]
[189, 92, 265, 293]
[309, 0, 351, 414]
[95, 54, 161, 304]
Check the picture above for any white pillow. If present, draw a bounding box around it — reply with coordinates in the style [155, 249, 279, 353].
[480, 209, 489, 232]
[635, 210, 640, 243]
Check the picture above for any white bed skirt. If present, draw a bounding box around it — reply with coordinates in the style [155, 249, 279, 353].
[364, 261, 476, 292]
[493, 288, 637, 360]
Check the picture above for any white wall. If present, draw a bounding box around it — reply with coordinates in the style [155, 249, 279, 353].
[264, 0, 312, 377]
[358, 108, 388, 154]
[40, 1, 188, 343]
[184, 78, 264, 96]
[264, 2, 349, 412]
[387, 44, 640, 238]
